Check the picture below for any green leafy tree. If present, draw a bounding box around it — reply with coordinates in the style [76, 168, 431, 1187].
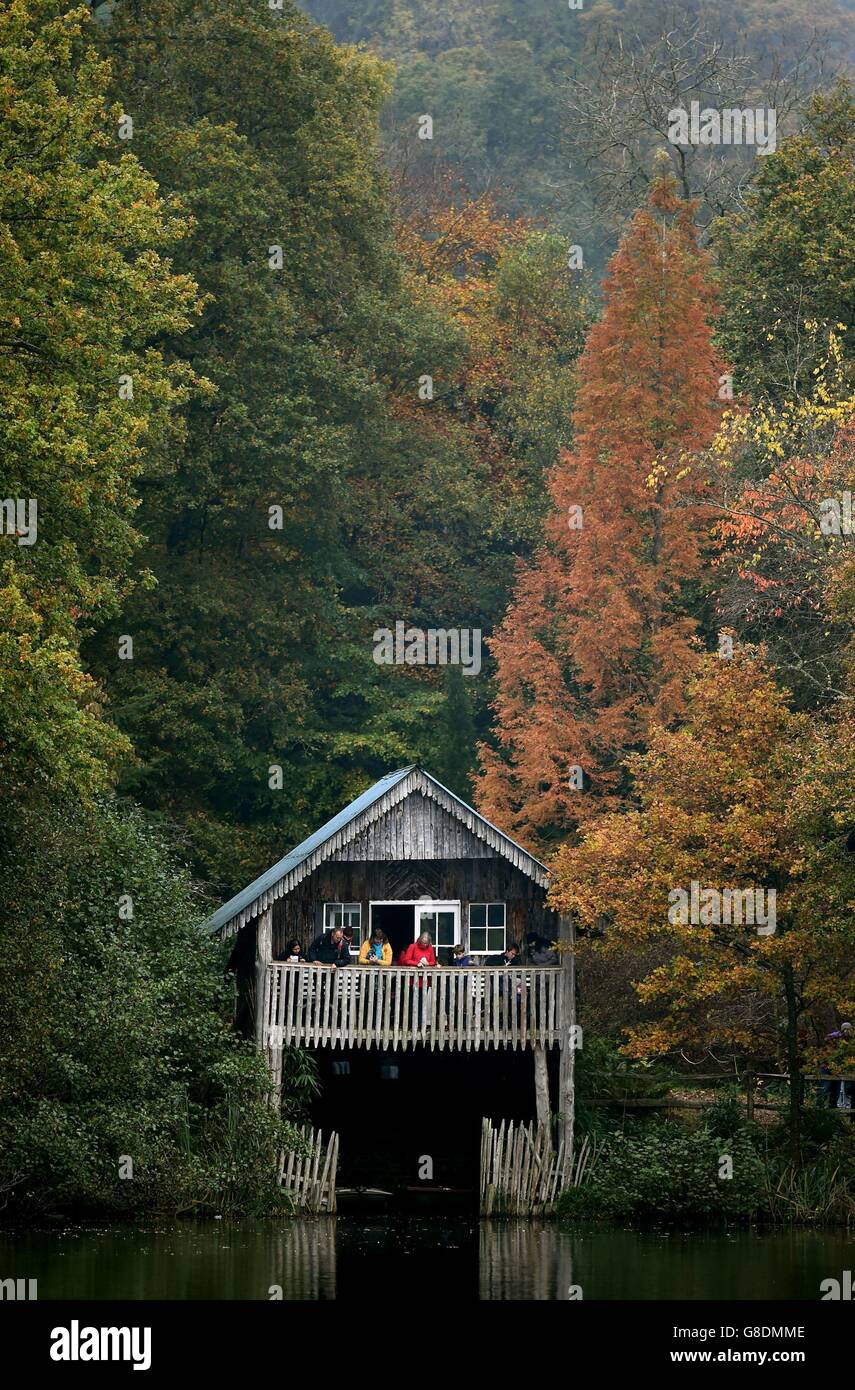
[715, 80, 855, 402]
[433, 666, 476, 799]
[0, 795, 306, 1216]
[0, 0, 200, 802]
[89, 0, 587, 889]
[89, 0, 476, 887]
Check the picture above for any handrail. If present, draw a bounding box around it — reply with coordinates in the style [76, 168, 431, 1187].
[263, 961, 566, 1053]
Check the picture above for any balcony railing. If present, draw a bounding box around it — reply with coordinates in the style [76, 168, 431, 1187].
[262, 962, 566, 1053]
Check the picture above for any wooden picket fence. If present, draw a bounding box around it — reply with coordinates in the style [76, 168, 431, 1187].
[480, 1118, 581, 1216]
[278, 1125, 339, 1213]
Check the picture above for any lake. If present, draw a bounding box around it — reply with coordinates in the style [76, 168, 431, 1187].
[1, 1219, 851, 1300]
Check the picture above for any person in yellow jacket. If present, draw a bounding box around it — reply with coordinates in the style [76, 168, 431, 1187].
[358, 928, 393, 965]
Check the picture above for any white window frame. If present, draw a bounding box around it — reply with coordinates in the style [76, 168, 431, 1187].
[468, 902, 507, 956]
[323, 902, 363, 950]
[368, 900, 461, 952]
[413, 901, 460, 951]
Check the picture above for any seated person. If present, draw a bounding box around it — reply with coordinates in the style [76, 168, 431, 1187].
[488, 942, 522, 1002]
[279, 938, 305, 963]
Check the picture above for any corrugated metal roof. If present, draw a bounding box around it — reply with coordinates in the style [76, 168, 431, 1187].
[203, 765, 547, 936]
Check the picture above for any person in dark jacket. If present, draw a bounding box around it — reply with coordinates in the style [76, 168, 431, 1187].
[529, 936, 560, 966]
[488, 943, 522, 1023]
[488, 943, 521, 967]
[307, 927, 351, 967]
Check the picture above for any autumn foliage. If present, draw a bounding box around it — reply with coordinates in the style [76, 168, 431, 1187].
[548, 652, 855, 1150]
[476, 171, 725, 850]
[709, 355, 855, 705]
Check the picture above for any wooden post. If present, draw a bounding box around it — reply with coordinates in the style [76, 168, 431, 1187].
[745, 1066, 755, 1123]
[254, 907, 273, 1049]
[558, 913, 576, 1180]
[533, 1043, 550, 1133]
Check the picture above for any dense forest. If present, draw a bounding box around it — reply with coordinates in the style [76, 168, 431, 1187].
[1, 0, 854, 1218]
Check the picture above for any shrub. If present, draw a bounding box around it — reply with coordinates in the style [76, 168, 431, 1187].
[558, 1121, 765, 1222]
[0, 795, 305, 1218]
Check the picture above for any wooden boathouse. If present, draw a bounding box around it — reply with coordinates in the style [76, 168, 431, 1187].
[205, 767, 576, 1211]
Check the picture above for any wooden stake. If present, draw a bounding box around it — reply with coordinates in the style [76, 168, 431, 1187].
[533, 1042, 550, 1133]
[558, 913, 576, 1180]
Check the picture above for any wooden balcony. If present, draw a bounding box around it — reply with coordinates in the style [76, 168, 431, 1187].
[262, 962, 567, 1054]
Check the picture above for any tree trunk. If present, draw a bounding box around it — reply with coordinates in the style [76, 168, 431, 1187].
[783, 964, 802, 1166]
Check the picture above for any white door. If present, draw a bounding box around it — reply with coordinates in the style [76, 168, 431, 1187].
[414, 901, 460, 950]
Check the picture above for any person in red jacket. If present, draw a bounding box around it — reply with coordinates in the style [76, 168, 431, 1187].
[403, 932, 437, 970]
[402, 931, 437, 1028]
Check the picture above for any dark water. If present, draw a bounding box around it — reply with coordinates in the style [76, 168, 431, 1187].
[1, 1220, 852, 1300]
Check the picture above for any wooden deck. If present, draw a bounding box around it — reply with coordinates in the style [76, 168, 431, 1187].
[262, 962, 566, 1055]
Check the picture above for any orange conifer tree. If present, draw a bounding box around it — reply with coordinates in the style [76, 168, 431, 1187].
[476, 168, 724, 850]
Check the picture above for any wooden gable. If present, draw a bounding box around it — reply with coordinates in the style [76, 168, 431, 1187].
[328, 788, 495, 862]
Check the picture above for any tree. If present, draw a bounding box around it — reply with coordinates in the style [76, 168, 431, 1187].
[549, 652, 855, 1161]
[396, 185, 593, 550]
[477, 169, 723, 851]
[715, 79, 855, 402]
[0, 0, 200, 803]
[433, 666, 476, 799]
[92, 0, 499, 890]
[709, 342, 855, 707]
[566, 0, 851, 248]
[306, 0, 855, 270]
[83, 3, 595, 889]
[0, 793, 305, 1216]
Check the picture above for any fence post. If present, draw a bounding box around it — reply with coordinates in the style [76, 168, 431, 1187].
[533, 1042, 550, 1135]
[745, 1066, 754, 1123]
[254, 907, 272, 1050]
[558, 914, 576, 1180]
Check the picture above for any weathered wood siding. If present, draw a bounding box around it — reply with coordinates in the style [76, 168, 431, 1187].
[270, 857, 554, 960]
[213, 772, 547, 938]
[329, 793, 495, 860]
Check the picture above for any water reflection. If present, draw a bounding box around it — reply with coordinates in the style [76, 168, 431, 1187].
[0, 1219, 851, 1300]
[479, 1222, 576, 1300]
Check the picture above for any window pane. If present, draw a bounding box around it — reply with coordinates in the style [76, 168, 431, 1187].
[437, 912, 455, 946]
[487, 927, 506, 952]
[418, 911, 436, 934]
[470, 904, 486, 929]
[487, 903, 505, 927]
[469, 928, 486, 952]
